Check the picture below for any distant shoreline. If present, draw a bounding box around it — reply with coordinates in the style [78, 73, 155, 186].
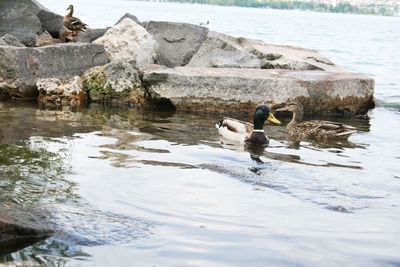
[156, 0, 399, 16]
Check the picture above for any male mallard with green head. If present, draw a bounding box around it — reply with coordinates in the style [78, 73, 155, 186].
[216, 105, 281, 144]
[276, 101, 357, 140]
[64, 5, 87, 36]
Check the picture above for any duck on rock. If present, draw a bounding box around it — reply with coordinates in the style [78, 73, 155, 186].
[276, 101, 357, 140]
[64, 5, 87, 36]
[216, 105, 281, 145]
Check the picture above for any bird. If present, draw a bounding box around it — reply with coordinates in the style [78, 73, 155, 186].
[64, 5, 88, 36]
[216, 105, 281, 144]
[199, 20, 209, 26]
[275, 101, 357, 140]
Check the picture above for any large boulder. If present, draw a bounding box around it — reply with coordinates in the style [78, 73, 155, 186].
[0, 43, 109, 97]
[37, 9, 64, 38]
[94, 19, 158, 69]
[0, 203, 53, 256]
[37, 76, 87, 108]
[144, 21, 209, 67]
[82, 60, 151, 107]
[188, 31, 260, 68]
[143, 66, 375, 114]
[0, 0, 64, 44]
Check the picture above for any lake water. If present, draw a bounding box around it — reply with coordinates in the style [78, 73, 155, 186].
[1, 1, 400, 266]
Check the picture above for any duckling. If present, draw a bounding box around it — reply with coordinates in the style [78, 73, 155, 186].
[276, 101, 357, 140]
[216, 105, 281, 144]
[64, 5, 87, 36]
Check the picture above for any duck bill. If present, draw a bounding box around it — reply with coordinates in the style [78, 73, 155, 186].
[267, 113, 281, 125]
[276, 106, 289, 112]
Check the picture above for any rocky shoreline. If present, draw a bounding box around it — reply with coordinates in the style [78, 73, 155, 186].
[0, 0, 374, 114]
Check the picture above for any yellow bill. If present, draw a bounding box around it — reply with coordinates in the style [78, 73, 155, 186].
[267, 113, 281, 125]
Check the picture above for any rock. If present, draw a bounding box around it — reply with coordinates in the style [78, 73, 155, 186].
[76, 28, 109, 43]
[0, 34, 25, 47]
[143, 66, 374, 114]
[37, 76, 86, 108]
[115, 13, 141, 26]
[144, 21, 209, 67]
[188, 31, 260, 68]
[210, 49, 261, 68]
[0, 0, 43, 46]
[37, 9, 64, 38]
[94, 19, 158, 69]
[35, 31, 59, 47]
[0, 43, 109, 98]
[239, 38, 338, 71]
[7, 31, 38, 47]
[0, 203, 53, 257]
[82, 60, 150, 107]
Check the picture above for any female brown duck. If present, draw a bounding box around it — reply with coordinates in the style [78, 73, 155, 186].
[64, 5, 87, 36]
[216, 105, 281, 144]
[276, 101, 357, 140]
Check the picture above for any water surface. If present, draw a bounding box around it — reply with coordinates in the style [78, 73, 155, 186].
[1, 1, 400, 266]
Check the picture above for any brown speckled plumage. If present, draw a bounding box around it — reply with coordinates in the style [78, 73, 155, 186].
[277, 101, 357, 140]
[64, 5, 87, 36]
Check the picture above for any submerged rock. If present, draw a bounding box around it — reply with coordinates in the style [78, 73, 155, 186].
[36, 76, 86, 108]
[94, 19, 158, 69]
[82, 60, 151, 107]
[0, 43, 109, 98]
[0, 203, 53, 257]
[143, 66, 374, 114]
[145, 21, 209, 67]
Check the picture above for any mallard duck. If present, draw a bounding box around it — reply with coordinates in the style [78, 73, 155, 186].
[216, 105, 281, 144]
[276, 101, 357, 140]
[64, 5, 87, 36]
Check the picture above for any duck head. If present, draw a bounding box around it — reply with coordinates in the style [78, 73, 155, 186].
[276, 101, 304, 124]
[66, 4, 74, 15]
[253, 105, 281, 130]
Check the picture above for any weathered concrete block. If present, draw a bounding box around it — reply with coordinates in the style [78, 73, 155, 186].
[143, 66, 374, 114]
[145, 21, 209, 67]
[0, 43, 109, 97]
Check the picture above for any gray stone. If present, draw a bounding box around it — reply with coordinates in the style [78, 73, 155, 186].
[76, 28, 109, 43]
[188, 31, 259, 68]
[115, 13, 141, 26]
[0, 43, 109, 98]
[0, 203, 53, 257]
[82, 60, 150, 107]
[37, 9, 64, 38]
[35, 31, 58, 47]
[145, 21, 209, 67]
[210, 49, 261, 68]
[143, 66, 374, 114]
[240, 38, 339, 71]
[0, 34, 25, 47]
[0, 1, 42, 44]
[94, 19, 158, 69]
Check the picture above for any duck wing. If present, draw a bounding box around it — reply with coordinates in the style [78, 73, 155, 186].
[220, 117, 253, 133]
[318, 121, 356, 131]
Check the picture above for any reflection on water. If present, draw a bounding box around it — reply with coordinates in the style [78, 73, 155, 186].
[1, 102, 400, 266]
